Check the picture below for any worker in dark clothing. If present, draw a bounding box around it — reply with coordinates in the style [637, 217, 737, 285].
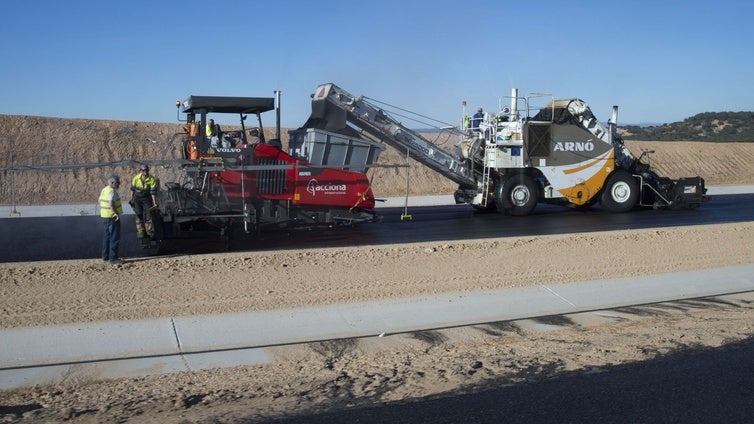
[129, 164, 158, 244]
[472, 108, 484, 131]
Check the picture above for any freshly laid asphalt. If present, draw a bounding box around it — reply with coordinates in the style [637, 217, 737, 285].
[4, 186, 754, 218]
[1, 263, 753, 390]
[2, 185, 753, 263]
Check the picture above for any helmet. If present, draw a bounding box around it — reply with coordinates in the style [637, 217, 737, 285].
[108, 175, 120, 185]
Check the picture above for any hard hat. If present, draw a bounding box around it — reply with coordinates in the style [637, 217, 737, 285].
[108, 175, 120, 184]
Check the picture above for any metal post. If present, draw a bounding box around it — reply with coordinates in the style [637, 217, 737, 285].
[9, 152, 20, 216]
[400, 147, 412, 221]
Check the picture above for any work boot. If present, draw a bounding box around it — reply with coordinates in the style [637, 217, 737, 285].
[109, 258, 125, 265]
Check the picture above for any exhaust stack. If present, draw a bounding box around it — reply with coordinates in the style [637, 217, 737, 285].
[275, 90, 281, 140]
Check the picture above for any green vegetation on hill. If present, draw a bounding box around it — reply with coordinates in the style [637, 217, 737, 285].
[621, 111, 754, 142]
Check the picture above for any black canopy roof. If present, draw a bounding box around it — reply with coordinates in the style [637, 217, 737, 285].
[180, 96, 275, 114]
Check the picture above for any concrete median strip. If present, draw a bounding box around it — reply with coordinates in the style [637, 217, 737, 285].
[2, 263, 753, 390]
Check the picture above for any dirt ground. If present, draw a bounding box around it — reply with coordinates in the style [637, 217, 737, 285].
[1, 222, 753, 423]
[1, 114, 754, 422]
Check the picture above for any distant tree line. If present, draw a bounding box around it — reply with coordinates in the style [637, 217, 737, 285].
[621, 111, 754, 142]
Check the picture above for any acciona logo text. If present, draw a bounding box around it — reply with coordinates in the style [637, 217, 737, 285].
[306, 179, 347, 196]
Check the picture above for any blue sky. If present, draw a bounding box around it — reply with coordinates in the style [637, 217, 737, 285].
[1, 0, 752, 129]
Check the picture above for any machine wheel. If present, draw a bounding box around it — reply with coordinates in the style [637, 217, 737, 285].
[496, 174, 538, 216]
[600, 170, 639, 213]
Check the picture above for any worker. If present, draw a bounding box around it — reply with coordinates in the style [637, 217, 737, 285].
[186, 138, 200, 159]
[99, 175, 124, 265]
[184, 117, 200, 159]
[206, 118, 221, 149]
[247, 127, 262, 145]
[129, 164, 158, 243]
[184, 117, 200, 137]
[472, 108, 484, 131]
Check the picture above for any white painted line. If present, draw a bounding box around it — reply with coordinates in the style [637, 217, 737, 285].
[541, 285, 578, 307]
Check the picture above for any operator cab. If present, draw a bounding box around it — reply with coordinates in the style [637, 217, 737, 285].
[177, 95, 277, 159]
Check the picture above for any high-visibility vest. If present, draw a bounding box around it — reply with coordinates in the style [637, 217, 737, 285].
[131, 174, 158, 197]
[99, 186, 123, 218]
[206, 123, 215, 137]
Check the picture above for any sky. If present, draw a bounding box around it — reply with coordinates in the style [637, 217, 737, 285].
[1, 0, 753, 130]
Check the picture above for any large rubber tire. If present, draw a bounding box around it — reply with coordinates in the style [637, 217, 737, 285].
[600, 170, 639, 213]
[495, 174, 538, 216]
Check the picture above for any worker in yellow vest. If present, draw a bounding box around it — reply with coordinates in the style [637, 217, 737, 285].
[99, 175, 124, 265]
[129, 164, 158, 244]
[206, 118, 221, 148]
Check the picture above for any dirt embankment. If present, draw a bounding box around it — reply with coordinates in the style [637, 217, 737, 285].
[1, 114, 754, 206]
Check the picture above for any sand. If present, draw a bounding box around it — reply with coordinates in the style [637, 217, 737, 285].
[1, 222, 753, 422]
